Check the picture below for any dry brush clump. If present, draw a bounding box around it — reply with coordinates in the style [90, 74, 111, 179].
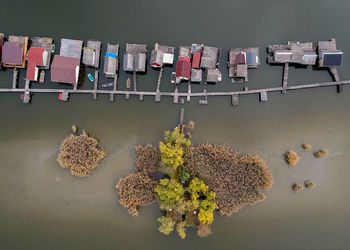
[292, 183, 303, 191]
[182, 144, 273, 216]
[314, 149, 329, 158]
[116, 172, 157, 216]
[304, 180, 315, 189]
[284, 151, 300, 166]
[135, 145, 161, 174]
[57, 134, 107, 177]
[302, 144, 311, 150]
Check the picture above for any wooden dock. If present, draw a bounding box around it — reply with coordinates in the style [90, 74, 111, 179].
[155, 68, 163, 102]
[282, 63, 289, 94]
[1, 68, 349, 106]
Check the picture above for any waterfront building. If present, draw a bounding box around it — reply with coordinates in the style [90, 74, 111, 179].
[51, 55, 80, 85]
[26, 47, 48, 81]
[123, 43, 147, 72]
[228, 47, 260, 82]
[83, 40, 101, 68]
[317, 38, 343, 67]
[150, 43, 175, 68]
[2, 35, 28, 68]
[103, 43, 119, 78]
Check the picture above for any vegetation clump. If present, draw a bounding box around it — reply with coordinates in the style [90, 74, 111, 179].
[292, 183, 304, 191]
[116, 172, 157, 216]
[57, 132, 107, 177]
[284, 151, 300, 166]
[183, 145, 273, 216]
[314, 149, 329, 158]
[304, 180, 315, 189]
[302, 144, 311, 150]
[116, 124, 273, 238]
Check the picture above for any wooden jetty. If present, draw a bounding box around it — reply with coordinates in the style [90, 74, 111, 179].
[1, 78, 347, 106]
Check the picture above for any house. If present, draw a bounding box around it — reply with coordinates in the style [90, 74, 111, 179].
[30, 37, 54, 69]
[83, 40, 101, 68]
[2, 35, 28, 68]
[59, 38, 83, 59]
[123, 43, 147, 72]
[150, 44, 175, 68]
[267, 41, 317, 65]
[200, 46, 220, 69]
[206, 69, 222, 83]
[51, 56, 80, 85]
[318, 38, 343, 67]
[103, 43, 119, 78]
[228, 47, 260, 82]
[26, 47, 48, 81]
[175, 57, 191, 83]
[191, 68, 202, 82]
[192, 52, 201, 68]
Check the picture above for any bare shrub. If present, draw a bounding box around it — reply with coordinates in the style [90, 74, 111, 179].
[116, 172, 157, 216]
[304, 180, 315, 189]
[292, 183, 303, 191]
[284, 151, 300, 166]
[314, 150, 328, 158]
[183, 144, 273, 216]
[57, 134, 107, 177]
[302, 144, 311, 150]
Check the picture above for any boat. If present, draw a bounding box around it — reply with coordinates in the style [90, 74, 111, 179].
[87, 73, 94, 82]
[39, 70, 45, 84]
[102, 82, 114, 88]
[51, 44, 55, 53]
[171, 72, 176, 84]
[126, 78, 131, 88]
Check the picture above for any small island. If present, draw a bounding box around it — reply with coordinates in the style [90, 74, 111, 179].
[116, 124, 273, 238]
[57, 129, 107, 177]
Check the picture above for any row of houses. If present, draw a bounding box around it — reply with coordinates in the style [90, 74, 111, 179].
[0, 33, 343, 87]
[267, 38, 343, 67]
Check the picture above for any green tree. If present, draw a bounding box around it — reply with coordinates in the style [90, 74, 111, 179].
[155, 179, 185, 210]
[158, 216, 175, 235]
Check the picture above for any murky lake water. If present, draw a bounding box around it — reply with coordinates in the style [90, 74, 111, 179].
[1, 0, 350, 249]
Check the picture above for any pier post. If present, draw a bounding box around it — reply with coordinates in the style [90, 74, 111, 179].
[232, 94, 239, 106]
[282, 63, 289, 94]
[187, 80, 191, 102]
[179, 108, 184, 125]
[110, 75, 118, 101]
[173, 84, 179, 104]
[133, 71, 137, 92]
[23, 80, 31, 104]
[199, 82, 208, 105]
[155, 68, 163, 102]
[12, 68, 18, 89]
[93, 70, 98, 100]
[329, 67, 342, 93]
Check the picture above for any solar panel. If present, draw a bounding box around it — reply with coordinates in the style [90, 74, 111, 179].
[323, 53, 342, 66]
[246, 51, 257, 65]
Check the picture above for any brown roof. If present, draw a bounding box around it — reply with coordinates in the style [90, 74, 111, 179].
[51, 55, 80, 84]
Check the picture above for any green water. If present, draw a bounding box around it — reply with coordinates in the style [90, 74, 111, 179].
[1, 0, 350, 249]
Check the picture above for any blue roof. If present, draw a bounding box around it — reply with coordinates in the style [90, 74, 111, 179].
[105, 52, 117, 58]
[246, 51, 257, 65]
[323, 53, 342, 66]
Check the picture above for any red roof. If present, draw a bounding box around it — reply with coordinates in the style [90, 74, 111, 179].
[175, 57, 191, 80]
[51, 55, 80, 85]
[236, 52, 246, 64]
[26, 47, 46, 81]
[192, 52, 201, 68]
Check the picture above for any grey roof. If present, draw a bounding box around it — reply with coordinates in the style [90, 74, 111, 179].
[83, 40, 101, 68]
[158, 44, 175, 54]
[236, 64, 248, 79]
[103, 43, 119, 77]
[191, 68, 202, 82]
[150, 49, 164, 67]
[205, 68, 222, 83]
[178, 45, 191, 58]
[268, 41, 316, 65]
[318, 38, 337, 51]
[60, 38, 83, 59]
[123, 53, 146, 72]
[125, 43, 147, 54]
[200, 46, 220, 69]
